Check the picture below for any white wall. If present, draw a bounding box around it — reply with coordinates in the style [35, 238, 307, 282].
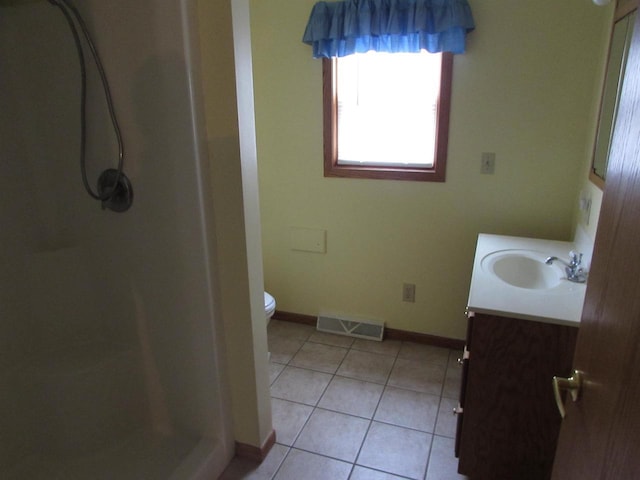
[197, 0, 273, 451]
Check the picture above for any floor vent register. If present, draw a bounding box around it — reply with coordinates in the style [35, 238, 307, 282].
[316, 314, 384, 341]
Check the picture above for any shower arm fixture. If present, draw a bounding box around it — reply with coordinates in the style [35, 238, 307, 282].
[47, 0, 133, 212]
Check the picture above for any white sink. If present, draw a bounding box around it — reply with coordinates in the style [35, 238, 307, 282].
[468, 234, 588, 325]
[481, 249, 565, 290]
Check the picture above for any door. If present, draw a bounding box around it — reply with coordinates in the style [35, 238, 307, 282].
[551, 6, 640, 479]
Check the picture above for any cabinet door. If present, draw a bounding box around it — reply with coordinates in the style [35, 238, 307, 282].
[457, 313, 577, 480]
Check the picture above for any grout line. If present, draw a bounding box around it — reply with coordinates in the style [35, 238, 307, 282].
[424, 428, 437, 480]
[366, 417, 438, 436]
[273, 396, 441, 436]
[306, 338, 355, 349]
[268, 363, 286, 387]
[284, 445, 358, 468]
[269, 443, 290, 480]
[276, 446, 413, 479]
[332, 373, 389, 387]
[280, 340, 342, 448]
[352, 464, 416, 480]
[349, 340, 401, 474]
[287, 404, 315, 449]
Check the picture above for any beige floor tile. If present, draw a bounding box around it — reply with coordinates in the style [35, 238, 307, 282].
[442, 364, 462, 399]
[374, 386, 440, 432]
[349, 466, 408, 479]
[274, 448, 351, 480]
[387, 357, 445, 395]
[351, 338, 401, 357]
[308, 331, 355, 348]
[269, 362, 286, 385]
[294, 409, 370, 462]
[318, 376, 384, 419]
[336, 350, 395, 384]
[271, 398, 314, 446]
[398, 342, 450, 366]
[270, 366, 332, 406]
[268, 336, 305, 364]
[268, 320, 315, 341]
[357, 422, 431, 480]
[264, 322, 466, 479]
[219, 443, 289, 480]
[426, 436, 469, 479]
[290, 342, 348, 374]
[435, 397, 458, 438]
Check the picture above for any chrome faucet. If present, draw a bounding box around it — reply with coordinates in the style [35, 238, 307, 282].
[545, 251, 587, 283]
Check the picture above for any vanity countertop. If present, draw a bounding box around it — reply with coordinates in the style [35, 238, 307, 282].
[467, 234, 587, 327]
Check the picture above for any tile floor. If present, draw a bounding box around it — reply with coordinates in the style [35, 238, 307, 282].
[220, 320, 469, 480]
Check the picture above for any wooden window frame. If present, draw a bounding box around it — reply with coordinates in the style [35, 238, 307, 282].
[323, 52, 453, 182]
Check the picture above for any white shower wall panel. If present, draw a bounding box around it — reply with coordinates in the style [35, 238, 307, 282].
[0, 0, 231, 476]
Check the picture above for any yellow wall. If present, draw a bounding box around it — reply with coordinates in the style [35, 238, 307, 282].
[250, 0, 613, 340]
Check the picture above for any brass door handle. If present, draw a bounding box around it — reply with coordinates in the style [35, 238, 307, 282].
[552, 370, 583, 419]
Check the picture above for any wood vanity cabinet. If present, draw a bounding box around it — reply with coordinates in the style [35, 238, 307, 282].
[456, 312, 578, 480]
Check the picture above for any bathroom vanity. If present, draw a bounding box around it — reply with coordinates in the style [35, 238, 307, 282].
[456, 234, 587, 480]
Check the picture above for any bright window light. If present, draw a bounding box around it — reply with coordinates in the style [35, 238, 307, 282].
[336, 51, 442, 167]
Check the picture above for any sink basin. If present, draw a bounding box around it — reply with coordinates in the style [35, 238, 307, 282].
[481, 250, 564, 290]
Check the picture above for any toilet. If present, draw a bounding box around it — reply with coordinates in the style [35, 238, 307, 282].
[264, 291, 276, 324]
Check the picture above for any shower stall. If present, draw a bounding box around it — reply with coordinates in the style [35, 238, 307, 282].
[0, 0, 233, 477]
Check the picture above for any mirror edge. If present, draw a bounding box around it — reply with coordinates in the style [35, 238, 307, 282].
[589, 1, 637, 189]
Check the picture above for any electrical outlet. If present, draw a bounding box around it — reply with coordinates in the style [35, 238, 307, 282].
[402, 283, 416, 303]
[481, 152, 496, 174]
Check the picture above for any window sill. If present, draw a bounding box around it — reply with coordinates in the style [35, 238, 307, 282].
[324, 163, 446, 182]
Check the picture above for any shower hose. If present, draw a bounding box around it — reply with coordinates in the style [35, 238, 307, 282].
[47, 0, 124, 203]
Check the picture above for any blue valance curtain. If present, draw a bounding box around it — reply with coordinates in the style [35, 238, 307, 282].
[302, 0, 475, 58]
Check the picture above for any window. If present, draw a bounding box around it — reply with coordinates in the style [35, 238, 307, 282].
[323, 51, 452, 182]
